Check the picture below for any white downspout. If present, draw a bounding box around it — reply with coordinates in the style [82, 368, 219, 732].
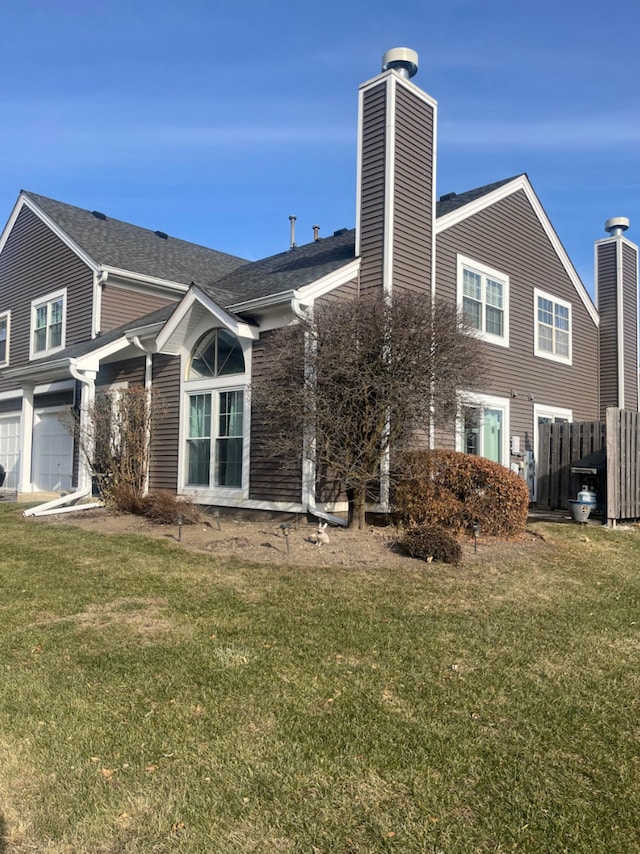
[291, 298, 347, 526]
[24, 363, 99, 516]
[92, 269, 108, 338]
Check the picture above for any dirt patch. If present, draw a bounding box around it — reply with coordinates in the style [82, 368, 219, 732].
[33, 596, 174, 637]
[32, 507, 550, 569]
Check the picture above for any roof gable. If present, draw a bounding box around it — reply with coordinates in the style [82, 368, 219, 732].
[3, 192, 248, 288]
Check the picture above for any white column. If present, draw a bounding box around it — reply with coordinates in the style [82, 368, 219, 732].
[77, 371, 96, 492]
[18, 383, 35, 494]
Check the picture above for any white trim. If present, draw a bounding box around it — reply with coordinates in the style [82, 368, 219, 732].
[457, 254, 509, 348]
[0, 379, 74, 403]
[355, 84, 365, 259]
[100, 269, 188, 297]
[156, 287, 258, 354]
[99, 265, 190, 294]
[178, 328, 252, 501]
[0, 194, 99, 270]
[0, 309, 9, 367]
[431, 98, 438, 301]
[29, 287, 67, 361]
[436, 175, 599, 328]
[533, 287, 572, 365]
[456, 392, 511, 467]
[293, 258, 361, 304]
[383, 75, 395, 298]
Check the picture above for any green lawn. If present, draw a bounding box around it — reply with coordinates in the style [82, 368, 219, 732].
[0, 505, 639, 853]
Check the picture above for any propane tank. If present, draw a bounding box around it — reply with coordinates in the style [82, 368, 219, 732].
[577, 485, 597, 511]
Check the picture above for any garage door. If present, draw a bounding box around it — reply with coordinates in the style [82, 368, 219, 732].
[0, 414, 20, 491]
[32, 409, 73, 492]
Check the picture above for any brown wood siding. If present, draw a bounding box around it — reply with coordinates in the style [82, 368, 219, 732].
[316, 278, 359, 306]
[96, 357, 146, 389]
[249, 331, 302, 503]
[392, 85, 433, 295]
[622, 242, 638, 410]
[597, 241, 619, 416]
[149, 354, 180, 493]
[436, 189, 599, 451]
[101, 285, 175, 332]
[0, 206, 94, 395]
[358, 83, 387, 297]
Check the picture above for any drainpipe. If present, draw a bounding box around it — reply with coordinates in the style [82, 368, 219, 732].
[24, 363, 97, 516]
[69, 361, 96, 493]
[291, 298, 347, 527]
[92, 269, 108, 338]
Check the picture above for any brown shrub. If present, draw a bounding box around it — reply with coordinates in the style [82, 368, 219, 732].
[400, 525, 462, 565]
[393, 450, 529, 537]
[142, 491, 202, 525]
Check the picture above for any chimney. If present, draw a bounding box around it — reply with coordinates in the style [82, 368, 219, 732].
[289, 215, 297, 250]
[355, 48, 437, 298]
[596, 216, 639, 415]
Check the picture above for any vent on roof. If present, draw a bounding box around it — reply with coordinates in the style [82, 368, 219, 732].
[91, 210, 107, 220]
[154, 230, 169, 239]
[439, 192, 457, 202]
[333, 228, 348, 236]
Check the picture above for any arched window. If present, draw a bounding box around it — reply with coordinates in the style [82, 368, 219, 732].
[188, 329, 245, 380]
[185, 328, 246, 491]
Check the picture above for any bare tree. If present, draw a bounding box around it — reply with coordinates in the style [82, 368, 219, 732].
[252, 290, 485, 528]
[72, 385, 156, 508]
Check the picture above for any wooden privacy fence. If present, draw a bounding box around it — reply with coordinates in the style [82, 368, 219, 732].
[537, 408, 640, 525]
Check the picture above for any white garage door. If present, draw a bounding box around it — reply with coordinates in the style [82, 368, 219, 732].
[0, 414, 20, 491]
[32, 409, 73, 492]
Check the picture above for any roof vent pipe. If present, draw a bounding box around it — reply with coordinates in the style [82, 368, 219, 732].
[313, 224, 320, 241]
[381, 47, 418, 79]
[289, 215, 297, 249]
[605, 216, 630, 237]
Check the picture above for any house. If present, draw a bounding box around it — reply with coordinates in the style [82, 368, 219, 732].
[0, 48, 637, 516]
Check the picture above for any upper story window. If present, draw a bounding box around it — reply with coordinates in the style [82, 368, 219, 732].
[457, 255, 509, 348]
[534, 288, 571, 365]
[188, 328, 245, 380]
[0, 311, 9, 366]
[30, 288, 66, 359]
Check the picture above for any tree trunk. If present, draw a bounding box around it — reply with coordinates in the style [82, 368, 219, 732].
[350, 486, 367, 530]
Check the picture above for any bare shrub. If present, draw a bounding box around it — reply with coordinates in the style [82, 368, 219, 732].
[400, 525, 462, 565]
[142, 491, 202, 525]
[394, 450, 530, 537]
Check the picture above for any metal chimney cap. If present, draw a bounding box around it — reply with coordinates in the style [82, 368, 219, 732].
[382, 47, 418, 79]
[605, 216, 630, 235]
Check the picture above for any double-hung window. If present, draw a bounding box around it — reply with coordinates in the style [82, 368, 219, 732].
[0, 311, 9, 366]
[184, 328, 247, 494]
[30, 289, 66, 358]
[457, 255, 509, 347]
[534, 289, 571, 364]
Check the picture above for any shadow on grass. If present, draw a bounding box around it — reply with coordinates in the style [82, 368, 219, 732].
[0, 812, 6, 852]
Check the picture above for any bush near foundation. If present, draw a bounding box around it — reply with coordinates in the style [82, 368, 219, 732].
[393, 450, 530, 537]
[400, 524, 462, 565]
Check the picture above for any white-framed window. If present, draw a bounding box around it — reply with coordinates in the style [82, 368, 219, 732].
[457, 393, 510, 466]
[534, 288, 571, 365]
[30, 288, 66, 359]
[182, 328, 249, 497]
[0, 311, 9, 366]
[457, 254, 509, 348]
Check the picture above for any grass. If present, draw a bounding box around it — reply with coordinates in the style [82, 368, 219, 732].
[0, 506, 639, 852]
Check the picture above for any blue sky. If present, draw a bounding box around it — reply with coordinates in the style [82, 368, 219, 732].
[1, 0, 639, 296]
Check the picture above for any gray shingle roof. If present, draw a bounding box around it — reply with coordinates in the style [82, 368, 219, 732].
[206, 227, 357, 306]
[23, 191, 249, 286]
[435, 175, 522, 217]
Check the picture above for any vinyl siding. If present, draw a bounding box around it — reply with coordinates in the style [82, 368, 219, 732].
[0, 206, 94, 395]
[597, 241, 619, 415]
[249, 330, 302, 503]
[96, 357, 146, 390]
[436, 189, 599, 451]
[392, 85, 433, 295]
[149, 353, 180, 493]
[622, 242, 638, 410]
[101, 285, 175, 332]
[358, 82, 387, 297]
